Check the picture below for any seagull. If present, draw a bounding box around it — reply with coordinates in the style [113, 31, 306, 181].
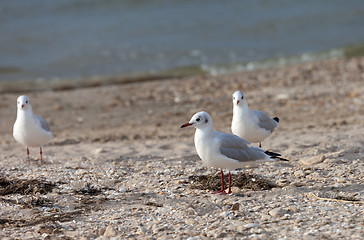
[13, 95, 53, 164]
[181, 111, 287, 194]
[232, 90, 279, 148]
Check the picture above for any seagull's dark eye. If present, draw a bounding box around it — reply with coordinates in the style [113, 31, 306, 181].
[241, 96, 244, 99]
[196, 118, 200, 122]
[26, 101, 28, 104]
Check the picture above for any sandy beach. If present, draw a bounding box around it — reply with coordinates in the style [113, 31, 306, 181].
[0, 57, 363, 239]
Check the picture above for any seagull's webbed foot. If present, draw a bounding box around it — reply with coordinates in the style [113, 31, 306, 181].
[212, 189, 227, 194]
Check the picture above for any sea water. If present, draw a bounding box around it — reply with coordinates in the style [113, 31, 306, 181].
[1, 0, 364, 85]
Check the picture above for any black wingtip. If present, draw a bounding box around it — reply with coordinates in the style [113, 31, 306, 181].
[273, 117, 279, 123]
[265, 150, 288, 161]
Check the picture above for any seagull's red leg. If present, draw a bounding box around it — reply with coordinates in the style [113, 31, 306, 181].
[227, 171, 232, 194]
[27, 147, 30, 164]
[213, 169, 227, 194]
[220, 169, 225, 192]
[40, 147, 43, 165]
[259, 142, 262, 148]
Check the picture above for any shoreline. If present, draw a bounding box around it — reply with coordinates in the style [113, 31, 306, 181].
[2, 43, 364, 93]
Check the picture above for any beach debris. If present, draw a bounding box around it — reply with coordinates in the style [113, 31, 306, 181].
[299, 155, 326, 166]
[189, 172, 276, 192]
[0, 177, 55, 196]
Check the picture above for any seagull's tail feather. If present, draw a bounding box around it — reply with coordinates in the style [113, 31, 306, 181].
[265, 150, 288, 161]
[273, 117, 279, 123]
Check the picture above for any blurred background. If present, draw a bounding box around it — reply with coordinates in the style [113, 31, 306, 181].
[1, 0, 364, 87]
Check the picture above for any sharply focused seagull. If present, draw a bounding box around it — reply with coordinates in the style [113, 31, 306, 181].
[181, 111, 286, 194]
[13, 95, 53, 164]
[232, 90, 279, 148]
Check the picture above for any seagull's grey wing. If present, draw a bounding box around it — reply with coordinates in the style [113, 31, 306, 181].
[254, 110, 278, 132]
[216, 131, 250, 149]
[36, 115, 51, 132]
[220, 146, 269, 162]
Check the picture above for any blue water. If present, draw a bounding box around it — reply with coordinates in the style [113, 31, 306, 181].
[1, 0, 364, 82]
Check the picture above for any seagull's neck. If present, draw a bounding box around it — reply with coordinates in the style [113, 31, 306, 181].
[234, 102, 250, 115]
[16, 107, 34, 121]
[195, 124, 215, 138]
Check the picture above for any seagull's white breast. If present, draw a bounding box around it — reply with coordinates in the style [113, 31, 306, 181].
[13, 112, 53, 147]
[194, 129, 243, 170]
[232, 107, 271, 143]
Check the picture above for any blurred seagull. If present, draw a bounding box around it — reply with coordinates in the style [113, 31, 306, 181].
[13, 95, 53, 164]
[181, 111, 286, 194]
[232, 90, 279, 148]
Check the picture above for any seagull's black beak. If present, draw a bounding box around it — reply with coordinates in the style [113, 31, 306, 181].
[21, 104, 24, 108]
[181, 122, 193, 128]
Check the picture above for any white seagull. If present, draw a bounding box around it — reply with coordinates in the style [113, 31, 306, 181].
[181, 111, 286, 194]
[232, 90, 279, 148]
[13, 95, 53, 164]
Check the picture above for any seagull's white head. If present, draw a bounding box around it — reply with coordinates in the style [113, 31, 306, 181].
[17, 95, 31, 111]
[232, 90, 246, 106]
[181, 111, 213, 130]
